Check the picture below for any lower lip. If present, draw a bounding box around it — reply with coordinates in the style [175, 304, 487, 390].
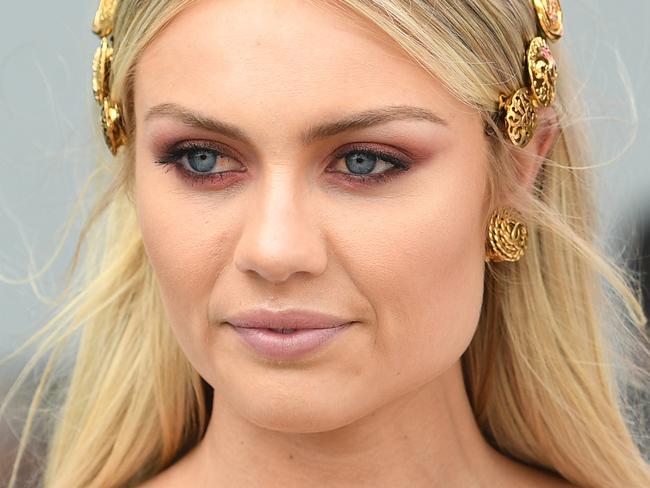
[230, 323, 351, 360]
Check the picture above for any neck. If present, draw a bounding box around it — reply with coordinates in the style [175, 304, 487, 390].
[179, 361, 510, 487]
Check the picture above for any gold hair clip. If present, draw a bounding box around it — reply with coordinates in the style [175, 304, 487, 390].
[533, 0, 564, 40]
[92, 0, 127, 155]
[497, 0, 563, 147]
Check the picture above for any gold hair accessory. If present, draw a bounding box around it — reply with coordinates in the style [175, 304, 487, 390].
[485, 208, 529, 263]
[533, 0, 564, 40]
[497, 0, 563, 148]
[92, 0, 127, 155]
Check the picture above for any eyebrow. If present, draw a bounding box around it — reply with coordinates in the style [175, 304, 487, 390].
[144, 102, 448, 146]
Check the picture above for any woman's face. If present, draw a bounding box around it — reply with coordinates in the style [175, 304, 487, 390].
[134, 0, 489, 431]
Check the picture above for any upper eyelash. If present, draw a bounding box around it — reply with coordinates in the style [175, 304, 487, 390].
[153, 142, 411, 186]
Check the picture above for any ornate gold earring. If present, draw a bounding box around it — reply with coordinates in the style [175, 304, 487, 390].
[485, 208, 529, 263]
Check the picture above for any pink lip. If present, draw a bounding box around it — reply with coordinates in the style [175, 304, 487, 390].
[224, 308, 351, 330]
[231, 324, 351, 360]
[224, 308, 354, 360]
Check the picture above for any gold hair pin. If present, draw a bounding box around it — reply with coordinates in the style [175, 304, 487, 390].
[92, 0, 127, 155]
[497, 0, 563, 148]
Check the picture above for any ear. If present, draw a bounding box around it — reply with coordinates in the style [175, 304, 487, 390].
[514, 107, 560, 192]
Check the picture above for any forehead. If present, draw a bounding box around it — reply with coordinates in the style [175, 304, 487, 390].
[134, 0, 468, 135]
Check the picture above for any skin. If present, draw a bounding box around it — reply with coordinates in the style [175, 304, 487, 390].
[133, 0, 569, 486]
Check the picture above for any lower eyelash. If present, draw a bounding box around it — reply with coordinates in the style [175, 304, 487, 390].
[336, 167, 404, 186]
[178, 168, 233, 187]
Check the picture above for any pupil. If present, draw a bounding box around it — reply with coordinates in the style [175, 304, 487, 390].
[346, 152, 376, 175]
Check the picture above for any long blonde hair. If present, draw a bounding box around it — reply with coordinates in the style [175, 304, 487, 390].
[2, 1, 649, 486]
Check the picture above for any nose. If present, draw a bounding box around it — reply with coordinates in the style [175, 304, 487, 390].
[233, 173, 328, 284]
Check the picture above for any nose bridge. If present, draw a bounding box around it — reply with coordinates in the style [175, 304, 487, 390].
[234, 166, 327, 283]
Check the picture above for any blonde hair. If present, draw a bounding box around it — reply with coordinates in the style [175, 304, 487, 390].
[2, 1, 649, 486]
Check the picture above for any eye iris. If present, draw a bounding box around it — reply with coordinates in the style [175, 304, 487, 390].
[345, 152, 377, 175]
[188, 149, 218, 173]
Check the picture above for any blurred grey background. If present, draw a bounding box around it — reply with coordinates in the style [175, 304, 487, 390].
[0, 0, 649, 479]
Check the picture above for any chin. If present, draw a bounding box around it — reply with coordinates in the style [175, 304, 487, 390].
[235, 389, 370, 434]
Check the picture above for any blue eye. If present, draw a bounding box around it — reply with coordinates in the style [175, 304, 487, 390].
[186, 149, 219, 173]
[328, 146, 411, 186]
[155, 143, 237, 177]
[344, 152, 377, 175]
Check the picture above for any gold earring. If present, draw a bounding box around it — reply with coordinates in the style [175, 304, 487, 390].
[485, 208, 529, 263]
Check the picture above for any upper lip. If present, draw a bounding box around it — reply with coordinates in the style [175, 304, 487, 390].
[225, 308, 352, 330]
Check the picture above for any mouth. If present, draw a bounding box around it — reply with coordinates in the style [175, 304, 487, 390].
[265, 328, 299, 334]
[229, 323, 352, 360]
[223, 308, 353, 331]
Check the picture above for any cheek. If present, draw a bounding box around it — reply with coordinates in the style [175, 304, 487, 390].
[331, 156, 487, 380]
[134, 162, 231, 357]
